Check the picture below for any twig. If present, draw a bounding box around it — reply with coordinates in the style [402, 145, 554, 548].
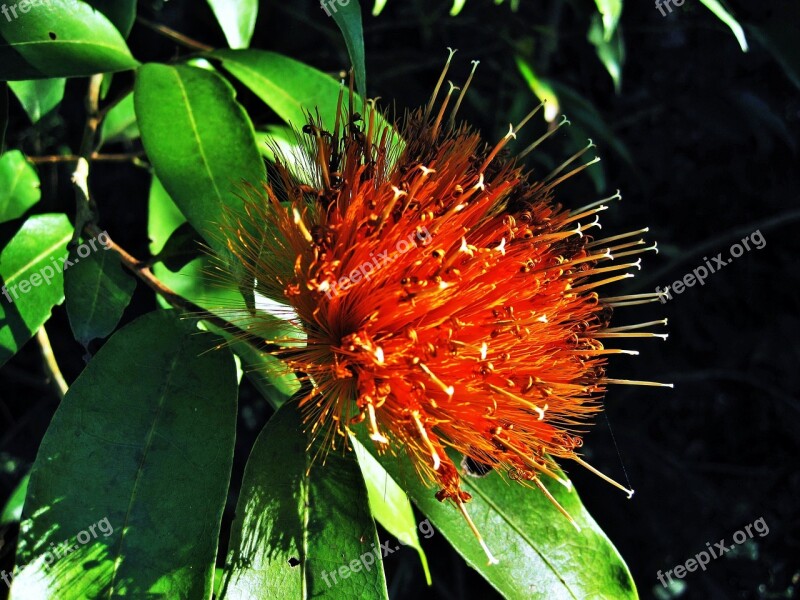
[36, 326, 68, 399]
[82, 223, 281, 354]
[28, 153, 148, 167]
[136, 16, 214, 52]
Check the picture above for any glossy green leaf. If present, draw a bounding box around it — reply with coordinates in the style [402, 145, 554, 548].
[220, 401, 388, 600]
[352, 437, 431, 585]
[594, 0, 621, 40]
[99, 91, 139, 145]
[212, 50, 398, 142]
[150, 221, 203, 273]
[147, 174, 241, 311]
[0, 150, 41, 223]
[698, 0, 748, 52]
[355, 430, 637, 600]
[588, 15, 624, 94]
[64, 236, 135, 347]
[85, 0, 137, 38]
[135, 63, 265, 255]
[329, 0, 367, 97]
[0, 213, 71, 367]
[8, 78, 66, 123]
[0, 0, 139, 81]
[0, 473, 29, 525]
[206, 0, 258, 49]
[10, 310, 238, 599]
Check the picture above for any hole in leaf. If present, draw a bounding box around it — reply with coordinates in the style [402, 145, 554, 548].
[48, 32, 57, 40]
[288, 557, 300, 567]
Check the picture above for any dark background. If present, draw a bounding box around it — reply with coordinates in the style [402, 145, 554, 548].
[1, 1, 798, 599]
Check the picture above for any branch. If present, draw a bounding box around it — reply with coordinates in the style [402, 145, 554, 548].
[136, 16, 214, 52]
[37, 326, 68, 399]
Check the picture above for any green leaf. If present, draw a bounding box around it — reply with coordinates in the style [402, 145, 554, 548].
[64, 235, 136, 347]
[450, 0, 467, 16]
[515, 56, 560, 122]
[150, 221, 203, 273]
[206, 0, 258, 49]
[135, 63, 265, 255]
[8, 78, 66, 123]
[85, 0, 137, 38]
[593, 0, 621, 40]
[352, 437, 431, 585]
[0, 213, 71, 367]
[0, 150, 41, 223]
[372, 0, 387, 16]
[328, 0, 367, 98]
[146, 174, 242, 311]
[11, 310, 238, 599]
[355, 431, 637, 600]
[99, 91, 139, 145]
[0, 473, 29, 525]
[212, 49, 397, 142]
[698, 0, 748, 52]
[221, 401, 389, 600]
[0, 0, 139, 81]
[588, 15, 624, 94]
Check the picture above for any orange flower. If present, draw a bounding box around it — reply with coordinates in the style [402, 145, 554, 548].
[221, 54, 669, 562]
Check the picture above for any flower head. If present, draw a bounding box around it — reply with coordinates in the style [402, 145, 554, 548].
[221, 53, 669, 562]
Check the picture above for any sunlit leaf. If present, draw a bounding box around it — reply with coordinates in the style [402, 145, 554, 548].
[0, 0, 139, 80]
[594, 0, 621, 40]
[515, 56, 560, 122]
[220, 401, 389, 599]
[11, 310, 238, 599]
[0, 214, 71, 366]
[206, 0, 258, 49]
[355, 430, 637, 600]
[0, 150, 40, 223]
[8, 79, 65, 123]
[135, 63, 265, 255]
[698, 0, 748, 52]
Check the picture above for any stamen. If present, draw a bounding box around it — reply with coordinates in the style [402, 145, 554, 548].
[292, 207, 314, 243]
[486, 384, 546, 420]
[426, 47, 457, 119]
[455, 497, 499, 565]
[568, 273, 634, 294]
[602, 292, 666, 303]
[419, 363, 455, 397]
[518, 114, 570, 159]
[593, 332, 669, 340]
[609, 243, 658, 260]
[602, 378, 674, 388]
[531, 477, 580, 531]
[543, 156, 601, 191]
[367, 403, 389, 444]
[586, 227, 649, 248]
[432, 81, 459, 140]
[602, 319, 668, 333]
[572, 189, 622, 215]
[572, 455, 635, 499]
[412, 412, 441, 471]
[544, 139, 596, 184]
[449, 59, 480, 126]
